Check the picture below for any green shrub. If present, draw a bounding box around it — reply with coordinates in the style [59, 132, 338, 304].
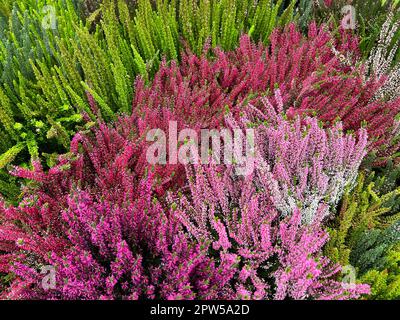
[325, 170, 400, 299]
[0, 0, 81, 201]
[359, 247, 400, 299]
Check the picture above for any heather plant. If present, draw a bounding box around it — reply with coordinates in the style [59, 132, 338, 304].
[134, 78, 368, 227]
[325, 172, 400, 265]
[132, 0, 296, 56]
[0, 109, 370, 300]
[364, 12, 400, 103]
[359, 246, 400, 299]
[361, 4, 400, 65]
[0, 0, 82, 201]
[2, 177, 237, 299]
[0, 119, 242, 299]
[324, 171, 400, 299]
[41, 0, 297, 117]
[297, 0, 400, 62]
[171, 161, 369, 299]
[350, 223, 400, 300]
[351, 222, 400, 276]
[368, 161, 400, 201]
[0, 0, 15, 19]
[231, 93, 368, 223]
[297, 0, 395, 29]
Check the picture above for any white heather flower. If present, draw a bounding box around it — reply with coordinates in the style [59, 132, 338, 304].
[365, 12, 400, 102]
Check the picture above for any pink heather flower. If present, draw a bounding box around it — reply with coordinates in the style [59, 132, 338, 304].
[226, 91, 368, 223]
[0, 125, 237, 299]
[173, 160, 369, 299]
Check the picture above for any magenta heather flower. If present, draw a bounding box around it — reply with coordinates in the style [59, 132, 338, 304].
[40, 181, 233, 300]
[0, 124, 237, 299]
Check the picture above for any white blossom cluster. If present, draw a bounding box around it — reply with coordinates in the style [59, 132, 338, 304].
[365, 12, 400, 102]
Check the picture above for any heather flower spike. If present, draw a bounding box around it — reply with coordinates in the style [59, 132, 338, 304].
[172, 161, 369, 299]
[229, 91, 368, 223]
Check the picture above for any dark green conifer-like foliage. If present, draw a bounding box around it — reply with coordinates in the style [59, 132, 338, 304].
[326, 168, 400, 299]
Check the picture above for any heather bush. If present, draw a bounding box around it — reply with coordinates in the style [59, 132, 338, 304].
[0, 120, 242, 299]
[0, 0, 13, 18]
[298, 0, 400, 53]
[241, 91, 368, 223]
[359, 247, 400, 299]
[325, 171, 400, 299]
[2, 177, 236, 299]
[0, 0, 82, 201]
[364, 12, 400, 104]
[303, 0, 400, 69]
[325, 172, 400, 263]
[133, 25, 399, 165]
[56, 0, 296, 117]
[0, 0, 297, 202]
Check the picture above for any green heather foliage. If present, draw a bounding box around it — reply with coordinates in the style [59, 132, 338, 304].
[325, 170, 400, 299]
[298, 0, 400, 62]
[0, 0, 296, 202]
[0, 0, 81, 200]
[74, 0, 297, 110]
[359, 247, 400, 299]
[0, 1, 14, 19]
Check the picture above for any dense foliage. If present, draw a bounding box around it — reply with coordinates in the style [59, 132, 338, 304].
[0, 0, 399, 301]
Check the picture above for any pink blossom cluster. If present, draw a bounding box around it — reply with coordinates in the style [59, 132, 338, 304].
[240, 89, 368, 223]
[0, 125, 234, 299]
[170, 160, 369, 299]
[0, 103, 370, 299]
